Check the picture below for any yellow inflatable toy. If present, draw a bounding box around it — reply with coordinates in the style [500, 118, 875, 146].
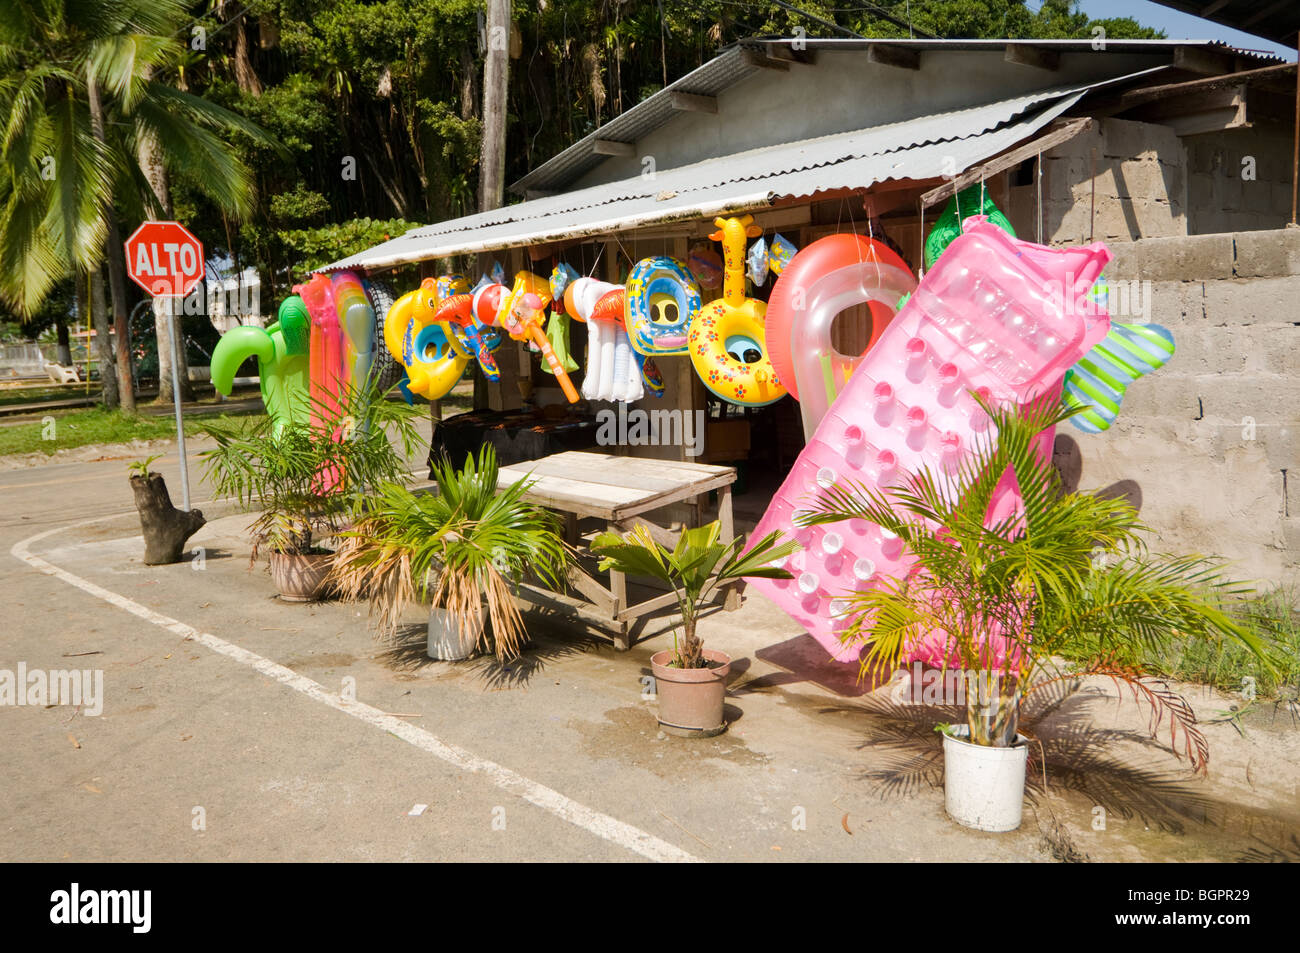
[688, 215, 788, 406]
[382, 279, 471, 400]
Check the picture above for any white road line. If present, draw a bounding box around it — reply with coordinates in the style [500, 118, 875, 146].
[11, 516, 700, 864]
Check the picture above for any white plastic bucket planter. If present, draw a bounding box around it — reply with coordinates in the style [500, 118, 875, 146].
[427, 606, 483, 661]
[941, 725, 1029, 832]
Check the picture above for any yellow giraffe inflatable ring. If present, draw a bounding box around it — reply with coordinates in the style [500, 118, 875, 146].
[688, 215, 788, 406]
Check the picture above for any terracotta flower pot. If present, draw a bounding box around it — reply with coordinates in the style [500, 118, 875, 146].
[269, 550, 332, 602]
[650, 648, 732, 737]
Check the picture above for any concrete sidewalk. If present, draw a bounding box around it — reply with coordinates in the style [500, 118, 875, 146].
[1, 445, 1297, 862]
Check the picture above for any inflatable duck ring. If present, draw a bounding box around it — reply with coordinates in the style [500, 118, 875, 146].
[688, 215, 787, 406]
[626, 256, 700, 356]
[383, 284, 471, 401]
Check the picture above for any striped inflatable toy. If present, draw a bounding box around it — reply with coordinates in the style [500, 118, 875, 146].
[1064, 322, 1175, 433]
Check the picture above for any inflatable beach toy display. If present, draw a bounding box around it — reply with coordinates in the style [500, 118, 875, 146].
[625, 256, 700, 356]
[688, 215, 787, 407]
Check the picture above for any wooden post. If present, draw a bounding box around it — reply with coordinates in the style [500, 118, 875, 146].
[479, 0, 510, 215]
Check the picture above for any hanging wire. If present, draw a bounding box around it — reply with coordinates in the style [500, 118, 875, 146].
[1036, 150, 1044, 244]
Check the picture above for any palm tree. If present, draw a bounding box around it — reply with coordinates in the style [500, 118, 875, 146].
[797, 396, 1272, 770]
[0, 0, 269, 408]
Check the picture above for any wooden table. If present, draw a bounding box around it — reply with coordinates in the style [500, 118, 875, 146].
[496, 451, 740, 650]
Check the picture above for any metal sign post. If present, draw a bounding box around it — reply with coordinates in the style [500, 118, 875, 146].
[124, 221, 205, 513]
[167, 297, 192, 511]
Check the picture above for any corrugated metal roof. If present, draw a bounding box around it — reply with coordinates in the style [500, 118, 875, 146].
[1147, 2, 1300, 47]
[509, 38, 1274, 196]
[510, 46, 759, 197]
[324, 79, 1107, 273]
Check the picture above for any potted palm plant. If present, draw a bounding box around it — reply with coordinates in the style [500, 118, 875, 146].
[200, 380, 422, 602]
[592, 523, 798, 736]
[329, 444, 568, 661]
[799, 396, 1271, 832]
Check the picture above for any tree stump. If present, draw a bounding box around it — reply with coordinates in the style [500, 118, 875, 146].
[129, 473, 206, 565]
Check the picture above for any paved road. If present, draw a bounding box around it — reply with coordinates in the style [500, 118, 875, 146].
[3, 435, 1286, 863]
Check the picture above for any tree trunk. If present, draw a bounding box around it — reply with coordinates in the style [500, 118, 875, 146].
[56, 311, 72, 367]
[129, 472, 206, 564]
[479, 0, 510, 214]
[90, 267, 120, 408]
[138, 121, 194, 404]
[86, 69, 135, 412]
[232, 6, 263, 95]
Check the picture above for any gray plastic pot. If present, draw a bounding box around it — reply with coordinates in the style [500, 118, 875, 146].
[427, 606, 484, 661]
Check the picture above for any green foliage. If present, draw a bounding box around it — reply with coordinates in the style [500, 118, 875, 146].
[276, 217, 422, 275]
[330, 444, 569, 661]
[798, 396, 1268, 767]
[127, 453, 164, 477]
[0, 0, 271, 316]
[199, 377, 422, 559]
[593, 522, 797, 668]
[1142, 587, 1300, 700]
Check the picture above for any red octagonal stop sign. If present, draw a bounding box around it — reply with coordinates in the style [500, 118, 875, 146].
[124, 221, 205, 298]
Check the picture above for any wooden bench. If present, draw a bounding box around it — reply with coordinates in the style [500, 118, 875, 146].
[496, 450, 740, 650]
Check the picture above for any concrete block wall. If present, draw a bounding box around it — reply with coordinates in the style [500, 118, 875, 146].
[1005, 118, 1188, 246]
[1065, 228, 1300, 588]
[1184, 123, 1296, 235]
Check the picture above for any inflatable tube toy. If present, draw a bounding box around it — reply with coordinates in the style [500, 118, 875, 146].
[687, 242, 723, 290]
[498, 272, 552, 338]
[625, 256, 700, 356]
[211, 295, 311, 435]
[568, 279, 642, 403]
[1064, 322, 1175, 433]
[331, 270, 376, 392]
[636, 353, 665, 399]
[766, 234, 916, 439]
[297, 273, 345, 432]
[502, 291, 580, 403]
[688, 215, 786, 407]
[435, 292, 503, 382]
[383, 285, 471, 401]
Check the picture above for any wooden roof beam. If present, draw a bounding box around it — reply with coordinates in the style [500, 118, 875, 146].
[669, 91, 718, 114]
[867, 44, 920, 71]
[920, 118, 1093, 209]
[1004, 44, 1061, 71]
[592, 139, 636, 157]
